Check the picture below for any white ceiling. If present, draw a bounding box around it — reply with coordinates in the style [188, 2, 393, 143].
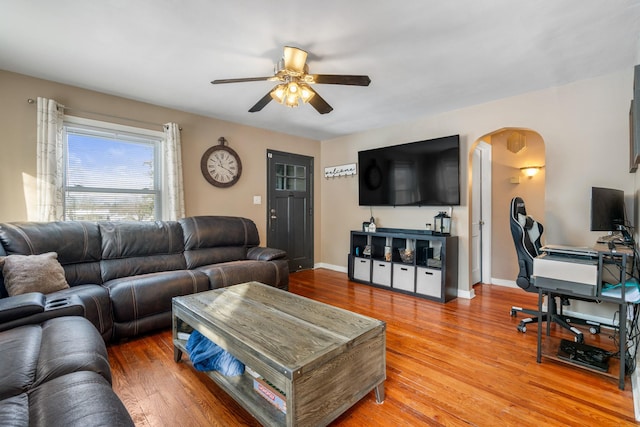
[2, 1, 639, 141]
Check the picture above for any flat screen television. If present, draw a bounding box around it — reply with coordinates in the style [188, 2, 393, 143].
[590, 186, 626, 231]
[358, 135, 460, 206]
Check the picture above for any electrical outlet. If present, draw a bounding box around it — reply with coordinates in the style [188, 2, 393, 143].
[253, 196, 262, 205]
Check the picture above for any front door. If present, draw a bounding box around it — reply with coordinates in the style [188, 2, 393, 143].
[267, 150, 314, 272]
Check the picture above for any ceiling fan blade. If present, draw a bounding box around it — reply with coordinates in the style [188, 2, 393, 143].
[211, 76, 273, 84]
[311, 74, 371, 86]
[248, 91, 273, 113]
[283, 46, 308, 73]
[307, 88, 333, 114]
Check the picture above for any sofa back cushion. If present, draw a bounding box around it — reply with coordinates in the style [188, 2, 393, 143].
[99, 221, 186, 282]
[0, 221, 103, 291]
[179, 216, 260, 269]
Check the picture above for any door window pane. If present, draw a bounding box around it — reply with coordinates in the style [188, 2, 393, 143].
[276, 162, 306, 191]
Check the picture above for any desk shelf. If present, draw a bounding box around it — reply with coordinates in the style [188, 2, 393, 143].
[539, 336, 622, 383]
[536, 244, 635, 390]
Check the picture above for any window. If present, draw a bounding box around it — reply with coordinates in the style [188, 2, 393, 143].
[63, 118, 163, 221]
[275, 163, 306, 191]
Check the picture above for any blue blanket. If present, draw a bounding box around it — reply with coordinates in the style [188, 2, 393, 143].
[185, 330, 245, 376]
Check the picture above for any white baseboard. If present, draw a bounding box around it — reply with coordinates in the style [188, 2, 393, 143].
[490, 278, 518, 288]
[314, 263, 347, 273]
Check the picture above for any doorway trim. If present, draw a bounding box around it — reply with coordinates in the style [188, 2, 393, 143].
[472, 141, 492, 285]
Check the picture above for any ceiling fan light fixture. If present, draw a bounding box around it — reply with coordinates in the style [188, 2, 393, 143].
[271, 81, 313, 108]
[299, 84, 315, 103]
[270, 84, 287, 104]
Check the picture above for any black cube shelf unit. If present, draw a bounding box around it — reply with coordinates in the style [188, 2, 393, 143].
[348, 228, 459, 303]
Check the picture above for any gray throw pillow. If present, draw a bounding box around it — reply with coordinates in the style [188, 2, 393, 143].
[0, 252, 69, 296]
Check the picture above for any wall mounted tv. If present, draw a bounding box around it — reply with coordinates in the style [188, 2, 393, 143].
[358, 134, 460, 207]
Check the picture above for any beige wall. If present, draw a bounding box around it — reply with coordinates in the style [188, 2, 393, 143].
[2, 68, 637, 296]
[321, 69, 636, 293]
[0, 70, 322, 257]
[490, 130, 545, 282]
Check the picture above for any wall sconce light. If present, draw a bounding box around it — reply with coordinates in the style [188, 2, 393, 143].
[520, 166, 543, 178]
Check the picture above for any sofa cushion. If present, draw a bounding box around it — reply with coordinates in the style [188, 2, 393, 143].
[0, 394, 28, 426]
[0, 221, 103, 289]
[0, 253, 69, 296]
[34, 316, 111, 387]
[99, 221, 186, 282]
[27, 371, 134, 427]
[0, 317, 112, 403]
[197, 260, 286, 289]
[0, 324, 41, 400]
[179, 216, 260, 268]
[104, 269, 209, 339]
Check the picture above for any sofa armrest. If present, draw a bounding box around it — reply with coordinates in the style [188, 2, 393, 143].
[0, 293, 85, 333]
[0, 292, 46, 323]
[247, 247, 287, 261]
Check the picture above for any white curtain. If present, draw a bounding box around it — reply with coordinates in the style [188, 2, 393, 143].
[36, 97, 64, 221]
[163, 122, 185, 220]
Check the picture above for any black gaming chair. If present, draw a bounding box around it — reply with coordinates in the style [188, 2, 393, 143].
[509, 197, 588, 341]
[509, 196, 545, 331]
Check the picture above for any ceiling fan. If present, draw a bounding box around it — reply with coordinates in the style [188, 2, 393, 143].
[211, 46, 371, 114]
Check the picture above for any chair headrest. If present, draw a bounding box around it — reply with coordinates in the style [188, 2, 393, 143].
[511, 196, 526, 219]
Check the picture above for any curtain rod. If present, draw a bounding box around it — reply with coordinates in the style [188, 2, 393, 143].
[26, 98, 181, 130]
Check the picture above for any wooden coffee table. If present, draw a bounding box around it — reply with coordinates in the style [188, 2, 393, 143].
[172, 281, 386, 426]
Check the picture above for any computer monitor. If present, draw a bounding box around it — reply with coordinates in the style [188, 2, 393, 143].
[590, 187, 626, 231]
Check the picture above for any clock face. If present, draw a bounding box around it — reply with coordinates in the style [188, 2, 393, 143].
[200, 145, 242, 187]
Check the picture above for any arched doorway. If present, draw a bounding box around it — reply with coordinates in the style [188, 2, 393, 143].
[470, 128, 546, 287]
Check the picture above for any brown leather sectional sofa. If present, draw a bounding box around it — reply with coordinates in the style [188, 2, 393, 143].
[0, 216, 287, 424]
[0, 215, 289, 341]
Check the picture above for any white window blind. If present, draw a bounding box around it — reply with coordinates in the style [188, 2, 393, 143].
[63, 121, 162, 221]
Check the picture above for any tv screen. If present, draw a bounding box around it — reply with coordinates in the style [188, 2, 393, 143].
[358, 135, 460, 206]
[590, 187, 625, 231]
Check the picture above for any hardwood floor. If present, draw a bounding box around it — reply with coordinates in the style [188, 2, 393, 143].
[108, 269, 639, 426]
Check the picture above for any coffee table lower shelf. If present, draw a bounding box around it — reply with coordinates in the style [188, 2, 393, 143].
[174, 338, 286, 425]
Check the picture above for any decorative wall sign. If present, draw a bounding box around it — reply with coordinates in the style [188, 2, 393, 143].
[324, 163, 357, 178]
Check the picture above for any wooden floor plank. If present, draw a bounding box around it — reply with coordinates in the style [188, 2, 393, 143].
[107, 268, 638, 426]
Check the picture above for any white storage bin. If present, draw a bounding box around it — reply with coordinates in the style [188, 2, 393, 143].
[372, 261, 391, 287]
[393, 264, 415, 292]
[416, 266, 442, 298]
[353, 257, 371, 282]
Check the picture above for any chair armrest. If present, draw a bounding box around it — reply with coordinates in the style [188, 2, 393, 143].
[0, 292, 46, 323]
[247, 247, 287, 261]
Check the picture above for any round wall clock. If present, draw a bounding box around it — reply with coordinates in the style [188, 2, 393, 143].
[200, 137, 242, 188]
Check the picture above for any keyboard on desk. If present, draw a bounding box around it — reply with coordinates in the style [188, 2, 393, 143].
[557, 338, 611, 372]
[540, 244, 598, 258]
[597, 233, 624, 244]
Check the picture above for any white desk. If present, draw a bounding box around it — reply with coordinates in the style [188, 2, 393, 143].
[535, 243, 636, 390]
